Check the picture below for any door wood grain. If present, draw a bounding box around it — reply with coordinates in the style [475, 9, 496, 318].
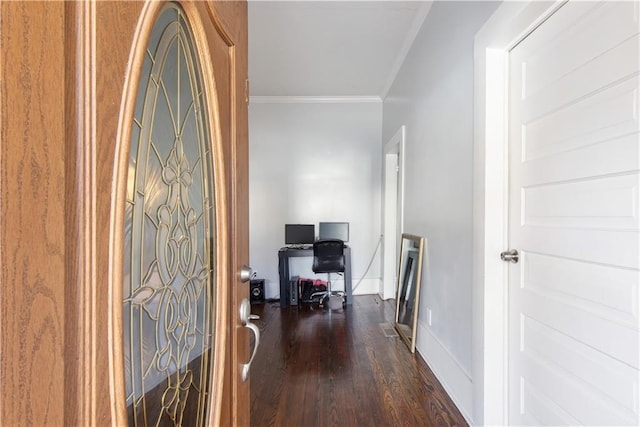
[0, 1, 248, 425]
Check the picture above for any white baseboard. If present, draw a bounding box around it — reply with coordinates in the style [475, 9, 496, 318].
[415, 321, 474, 425]
[350, 278, 380, 295]
[323, 277, 380, 296]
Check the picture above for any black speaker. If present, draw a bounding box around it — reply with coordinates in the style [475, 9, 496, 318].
[250, 279, 265, 304]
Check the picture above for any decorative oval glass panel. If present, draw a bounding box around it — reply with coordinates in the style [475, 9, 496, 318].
[122, 3, 216, 425]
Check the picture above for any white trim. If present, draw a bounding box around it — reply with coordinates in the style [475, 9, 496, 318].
[379, 1, 433, 99]
[249, 95, 381, 104]
[351, 278, 381, 296]
[415, 320, 473, 425]
[472, 1, 567, 425]
[385, 126, 405, 237]
[381, 126, 405, 300]
[381, 153, 398, 300]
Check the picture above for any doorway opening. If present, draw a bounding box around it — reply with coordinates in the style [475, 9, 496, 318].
[382, 126, 405, 300]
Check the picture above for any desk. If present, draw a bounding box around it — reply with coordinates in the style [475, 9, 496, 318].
[278, 246, 352, 307]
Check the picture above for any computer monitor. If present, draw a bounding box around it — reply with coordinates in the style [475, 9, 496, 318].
[318, 222, 349, 242]
[284, 224, 315, 245]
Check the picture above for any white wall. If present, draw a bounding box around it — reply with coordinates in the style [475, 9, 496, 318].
[249, 101, 383, 299]
[382, 1, 500, 421]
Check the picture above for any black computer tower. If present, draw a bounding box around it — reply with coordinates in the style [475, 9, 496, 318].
[289, 278, 298, 306]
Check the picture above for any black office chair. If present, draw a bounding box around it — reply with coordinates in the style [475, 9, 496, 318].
[310, 239, 346, 309]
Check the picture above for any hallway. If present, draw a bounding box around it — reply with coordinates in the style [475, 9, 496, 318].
[249, 295, 467, 426]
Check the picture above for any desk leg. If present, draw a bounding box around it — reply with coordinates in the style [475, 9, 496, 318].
[344, 249, 352, 305]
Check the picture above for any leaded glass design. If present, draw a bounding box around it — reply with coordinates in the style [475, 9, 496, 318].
[123, 4, 216, 426]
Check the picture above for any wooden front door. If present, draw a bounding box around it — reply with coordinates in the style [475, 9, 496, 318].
[0, 1, 249, 425]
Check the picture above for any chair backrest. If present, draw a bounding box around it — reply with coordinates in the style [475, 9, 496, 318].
[312, 239, 345, 273]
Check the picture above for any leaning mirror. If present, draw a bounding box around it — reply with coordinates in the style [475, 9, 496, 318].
[394, 233, 425, 353]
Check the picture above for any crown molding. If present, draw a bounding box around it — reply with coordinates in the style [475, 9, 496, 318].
[249, 96, 382, 104]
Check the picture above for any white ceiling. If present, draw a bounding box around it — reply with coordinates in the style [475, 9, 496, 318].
[248, 1, 433, 99]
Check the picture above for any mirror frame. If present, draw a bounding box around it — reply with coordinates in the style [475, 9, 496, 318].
[394, 233, 425, 353]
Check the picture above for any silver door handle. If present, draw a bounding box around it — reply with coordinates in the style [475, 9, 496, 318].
[240, 265, 253, 283]
[239, 298, 260, 382]
[500, 249, 519, 263]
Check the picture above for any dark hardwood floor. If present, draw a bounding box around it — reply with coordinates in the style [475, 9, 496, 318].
[249, 295, 468, 427]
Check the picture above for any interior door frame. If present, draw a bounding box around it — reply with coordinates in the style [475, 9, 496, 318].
[382, 125, 405, 300]
[471, 1, 566, 425]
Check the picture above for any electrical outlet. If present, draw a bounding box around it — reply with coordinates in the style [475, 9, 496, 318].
[427, 308, 432, 326]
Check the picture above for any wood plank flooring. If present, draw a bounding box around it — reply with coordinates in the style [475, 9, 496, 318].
[249, 295, 468, 426]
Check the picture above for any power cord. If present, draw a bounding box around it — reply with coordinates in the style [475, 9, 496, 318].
[351, 234, 383, 293]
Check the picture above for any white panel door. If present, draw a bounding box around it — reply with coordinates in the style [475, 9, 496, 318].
[508, 1, 640, 425]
